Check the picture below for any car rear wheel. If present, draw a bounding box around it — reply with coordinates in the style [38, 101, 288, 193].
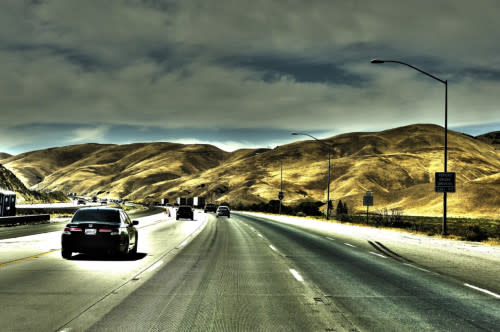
[130, 235, 138, 255]
[61, 249, 72, 259]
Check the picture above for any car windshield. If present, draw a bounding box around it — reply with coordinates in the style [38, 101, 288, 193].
[71, 209, 120, 223]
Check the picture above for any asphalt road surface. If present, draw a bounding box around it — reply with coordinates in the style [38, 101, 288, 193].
[1, 211, 498, 331]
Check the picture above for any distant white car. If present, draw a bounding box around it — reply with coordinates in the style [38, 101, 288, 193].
[216, 206, 230, 218]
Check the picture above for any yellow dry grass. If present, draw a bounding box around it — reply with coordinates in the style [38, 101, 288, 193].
[2, 124, 499, 219]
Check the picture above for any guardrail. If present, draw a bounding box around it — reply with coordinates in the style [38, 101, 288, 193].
[0, 214, 50, 226]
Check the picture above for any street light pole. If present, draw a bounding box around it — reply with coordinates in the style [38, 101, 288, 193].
[279, 160, 283, 215]
[292, 132, 332, 220]
[371, 59, 448, 235]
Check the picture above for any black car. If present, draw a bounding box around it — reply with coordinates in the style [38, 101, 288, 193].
[61, 207, 139, 259]
[216, 206, 230, 218]
[176, 205, 194, 220]
[204, 203, 217, 213]
[77, 198, 86, 205]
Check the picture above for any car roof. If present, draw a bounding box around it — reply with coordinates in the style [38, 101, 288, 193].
[77, 207, 122, 212]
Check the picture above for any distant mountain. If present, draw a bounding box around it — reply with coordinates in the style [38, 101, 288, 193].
[2, 124, 499, 218]
[476, 131, 500, 149]
[0, 152, 12, 161]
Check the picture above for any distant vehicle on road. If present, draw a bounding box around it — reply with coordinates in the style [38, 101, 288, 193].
[77, 198, 86, 205]
[204, 203, 217, 213]
[176, 205, 194, 220]
[61, 207, 139, 259]
[216, 206, 230, 218]
[100, 198, 108, 205]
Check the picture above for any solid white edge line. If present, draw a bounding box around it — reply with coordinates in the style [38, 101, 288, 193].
[464, 283, 500, 299]
[269, 245, 277, 252]
[289, 269, 304, 282]
[344, 242, 356, 247]
[369, 251, 387, 258]
[146, 260, 164, 273]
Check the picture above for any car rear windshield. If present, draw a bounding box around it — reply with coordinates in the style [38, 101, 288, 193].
[72, 209, 120, 223]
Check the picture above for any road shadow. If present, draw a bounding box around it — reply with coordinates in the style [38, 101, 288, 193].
[69, 252, 148, 261]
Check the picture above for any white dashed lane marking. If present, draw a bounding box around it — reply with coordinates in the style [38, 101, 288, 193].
[369, 251, 388, 259]
[344, 243, 356, 248]
[289, 269, 304, 282]
[464, 283, 500, 299]
[404, 263, 431, 273]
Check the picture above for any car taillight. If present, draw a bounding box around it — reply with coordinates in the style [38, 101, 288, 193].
[100, 228, 119, 235]
[64, 227, 82, 235]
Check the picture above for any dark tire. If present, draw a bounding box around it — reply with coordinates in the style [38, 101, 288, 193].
[120, 239, 129, 258]
[176, 216, 179, 220]
[130, 235, 138, 255]
[61, 249, 72, 259]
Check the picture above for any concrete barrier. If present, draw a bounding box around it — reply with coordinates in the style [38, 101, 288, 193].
[0, 214, 50, 226]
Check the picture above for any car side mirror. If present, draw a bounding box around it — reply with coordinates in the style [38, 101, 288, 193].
[132, 220, 139, 225]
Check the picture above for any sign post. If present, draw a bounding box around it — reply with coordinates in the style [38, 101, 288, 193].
[363, 191, 373, 223]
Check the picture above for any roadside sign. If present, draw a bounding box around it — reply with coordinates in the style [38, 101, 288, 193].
[278, 191, 284, 200]
[435, 172, 456, 193]
[363, 191, 373, 206]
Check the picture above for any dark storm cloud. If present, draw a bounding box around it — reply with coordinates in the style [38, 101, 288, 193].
[219, 55, 367, 86]
[4, 43, 108, 71]
[0, 0, 499, 154]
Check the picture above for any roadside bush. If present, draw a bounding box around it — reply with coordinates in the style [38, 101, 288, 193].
[463, 225, 489, 242]
[296, 212, 306, 217]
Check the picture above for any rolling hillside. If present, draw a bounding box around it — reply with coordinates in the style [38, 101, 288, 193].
[0, 164, 67, 203]
[2, 124, 499, 218]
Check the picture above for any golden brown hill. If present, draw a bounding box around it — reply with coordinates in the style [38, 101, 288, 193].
[0, 164, 67, 203]
[477, 131, 500, 149]
[0, 152, 11, 161]
[2, 124, 499, 218]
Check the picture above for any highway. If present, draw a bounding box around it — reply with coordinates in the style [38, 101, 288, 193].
[0, 211, 499, 331]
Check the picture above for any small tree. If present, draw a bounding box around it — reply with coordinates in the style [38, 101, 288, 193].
[336, 200, 344, 216]
[343, 202, 348, 215]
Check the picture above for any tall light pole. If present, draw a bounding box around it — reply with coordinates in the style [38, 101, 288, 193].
[279, 160, 283, 215]
[371, 59, 449, 235]
[292, 132, 332, 220]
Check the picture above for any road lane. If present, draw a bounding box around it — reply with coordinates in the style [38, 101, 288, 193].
[82, 213, 357, 331]
[0, 211, 207, 332]
[237, 213, 500, 331]
[2, 210, 499, 331]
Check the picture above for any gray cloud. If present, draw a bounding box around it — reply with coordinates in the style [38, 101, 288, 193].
[0, 0, 499, 154]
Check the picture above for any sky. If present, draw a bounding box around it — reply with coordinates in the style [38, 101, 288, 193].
[1, 0, 499, 155]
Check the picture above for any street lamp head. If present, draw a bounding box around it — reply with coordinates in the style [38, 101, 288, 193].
[370, 59, 385, 64]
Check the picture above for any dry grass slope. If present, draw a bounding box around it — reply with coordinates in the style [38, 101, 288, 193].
[2, 124, 499, 218]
